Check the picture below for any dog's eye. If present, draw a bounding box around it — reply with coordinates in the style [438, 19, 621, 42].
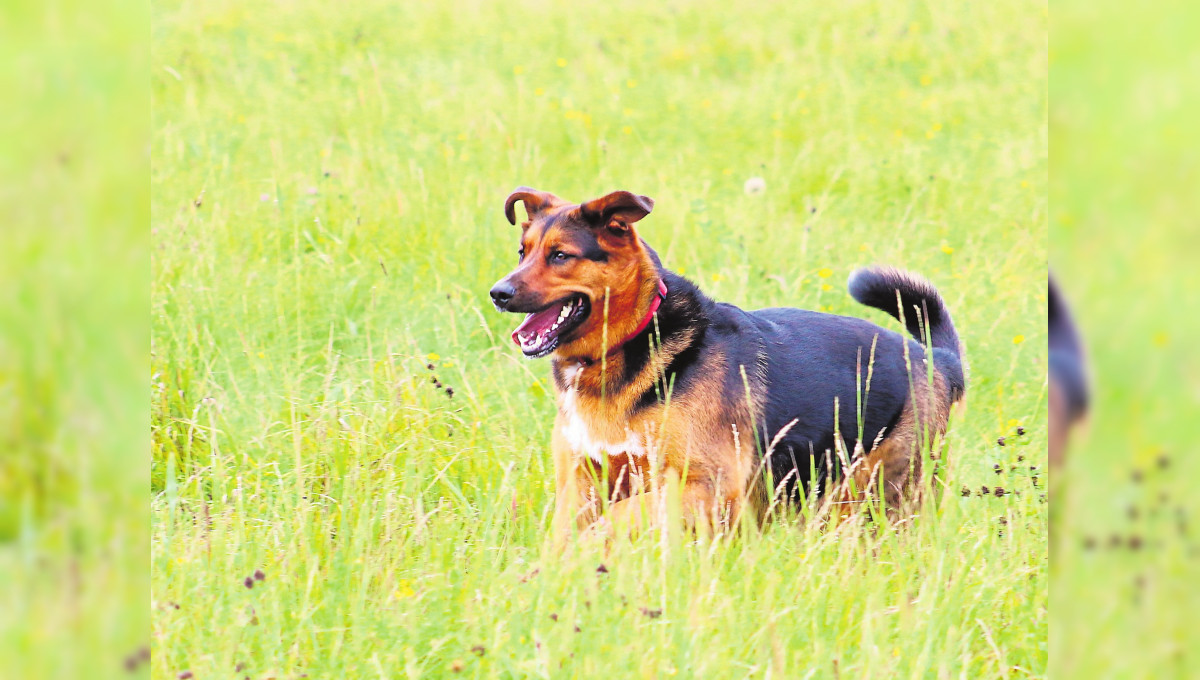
[517, 247, 525, 261]
[550, 250, 572, 263]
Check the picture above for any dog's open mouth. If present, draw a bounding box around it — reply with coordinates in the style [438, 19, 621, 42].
[511, 294, 590, 358]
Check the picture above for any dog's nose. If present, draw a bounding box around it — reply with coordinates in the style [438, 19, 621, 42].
[490, 281, 516, 309]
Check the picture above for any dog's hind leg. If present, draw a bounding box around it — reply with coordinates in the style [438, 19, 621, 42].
[833, 435, 916, 521]
[833, 372, 951, 521]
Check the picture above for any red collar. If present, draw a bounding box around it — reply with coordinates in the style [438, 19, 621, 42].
[609, 278, 668, 354]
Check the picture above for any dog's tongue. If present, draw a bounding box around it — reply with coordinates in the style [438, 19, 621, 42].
[511, 300, 568, 348]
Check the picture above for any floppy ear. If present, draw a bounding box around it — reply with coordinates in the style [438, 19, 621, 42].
[504, 187, 562, 225]
[579, 191, 654, 234]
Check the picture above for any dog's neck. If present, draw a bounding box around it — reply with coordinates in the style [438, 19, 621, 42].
[551, 269, 705, 409]
[584, 278, 667, 359]
[552, 246, 660, 359]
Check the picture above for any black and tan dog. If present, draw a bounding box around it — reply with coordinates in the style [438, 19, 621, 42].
[489, 187, 967, 537]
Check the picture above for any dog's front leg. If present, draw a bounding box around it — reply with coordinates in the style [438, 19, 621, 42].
[596, 478, 726, 537]
[550, 427, 602, 547]
[551, 479, 605, 545]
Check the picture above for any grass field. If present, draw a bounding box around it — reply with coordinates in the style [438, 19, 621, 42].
[151, 0, 1047, 677]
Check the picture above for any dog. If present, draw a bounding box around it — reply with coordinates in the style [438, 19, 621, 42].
[1048, 275, 1087, 468]
[489, 187, 967, 538]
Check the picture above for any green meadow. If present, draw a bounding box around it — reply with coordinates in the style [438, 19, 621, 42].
[151, 0, 1047, 677]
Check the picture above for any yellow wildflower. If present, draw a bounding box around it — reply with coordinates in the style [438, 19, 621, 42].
[393, 579, 416, 599]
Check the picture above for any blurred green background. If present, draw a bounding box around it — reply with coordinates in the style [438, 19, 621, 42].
[0, 0, 149, 678]
[1051, 0, 1200, 677]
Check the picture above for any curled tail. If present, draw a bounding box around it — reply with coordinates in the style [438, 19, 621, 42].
[848, 266, 967, 401]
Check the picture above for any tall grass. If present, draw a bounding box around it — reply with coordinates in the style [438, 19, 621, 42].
[152, 0, 1047, 676]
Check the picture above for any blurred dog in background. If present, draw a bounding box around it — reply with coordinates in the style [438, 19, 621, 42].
[1049, 275, 1088, 469]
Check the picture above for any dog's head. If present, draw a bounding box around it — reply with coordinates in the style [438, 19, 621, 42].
[490, 187, 657, 358]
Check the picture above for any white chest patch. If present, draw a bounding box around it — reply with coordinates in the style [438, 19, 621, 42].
[561, 361, 583, 383]
[559, 389, 645, 463]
